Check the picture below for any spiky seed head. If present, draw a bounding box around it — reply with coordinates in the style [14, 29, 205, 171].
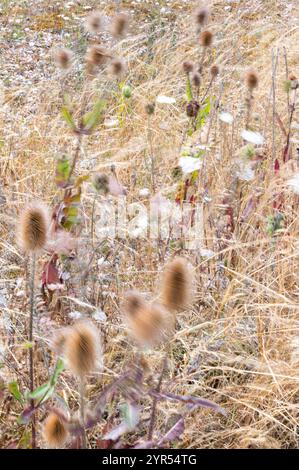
[246, 70, 258, 90]
[43, 411, 68, 448]
[17, 202, 50, 252]
[85, 11, 102, 34]
[192, 72, 201, 87]
[92, 173, 110, 195]
[109, 58, 127, 77]
[194, 7, 209, 26]
[54, 48, 73, 70]
[199, 30, 213, 47]
[64, 321, 100, 377]
[123, 292, 173, 347]
[160, 257, 193, 311]
[182, 61, 194, 74]
[145, 102, 155, 115]
[186, 100, 200, 118]
[210, 64, 219, 78]
[85, 45, 111, 69]
[110, 13, 129, 38]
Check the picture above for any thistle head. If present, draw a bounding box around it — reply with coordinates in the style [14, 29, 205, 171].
[54, 48, 73, 70]
[192, 72, 201, 88]
[245, 70, 258, 90]
[210, 64, 219, 79]
[194, 6, 209, 26]
[160, 257, 193, 311]
[64, 321, 101, 377]
[43, 411, 68, 448]
[85, 45, 111, 74]
[123, 292, 173, 347]
[85, 11, 102, 34]
[182, 61, 194, 74]
[110, 13, 129, 38]
[109, 58, 127, 78]
[199, 30, 213, 47]
[17, 201, 50, 253]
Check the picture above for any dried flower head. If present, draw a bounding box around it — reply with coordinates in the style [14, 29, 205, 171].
[145, 102, 155, 115]
[17, 202, 50, 252]
[194, 7, 209, 26]
[210, 64, 219, 78]
[192, 72, 201, 88]
[123, 292, 173, 347]
[199, 30, 213, 47]
[182, 61, 194, 74]
[92, 173, 110, 195]
[246, 70, 258, 90]
[85, 45, 111, 71]
[289, 74, 299, 90]
[160, 257, 193, 311]
[64, 321, 100, 377]
[186, 100, 200, 118]
[85, 11, 102, 34]
[54, 48, 73, 70]
[110, 13, 129, 38]
[43, 411, 68, 448]
[109, 58, 127, 77]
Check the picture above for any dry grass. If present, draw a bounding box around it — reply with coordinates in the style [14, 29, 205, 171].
[0, 0, 299, 449]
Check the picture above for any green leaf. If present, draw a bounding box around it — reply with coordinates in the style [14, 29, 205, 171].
[26, 382, 51, 401]
[83, 99, 106, 131]
[186, 75, 193, 102]
[61, 106, 77, 131]
[51, 358, 65, 386]
[196, 97, 212, 130]
[8, 381, 23, 404]
[120, 402, 139, 430]
[55, 156, 71, 188]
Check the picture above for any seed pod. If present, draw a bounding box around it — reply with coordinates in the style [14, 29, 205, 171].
[210, 64, 219, 78]
[246, 70, 258, 90]
[54, 48, 73, 70]
[182, 61, 194, 74]
[160, 257, 193, 311]
[199, 30, 213, 47]
[186, 100, 200, 118]
[194, 7, 209, 26]
[43, 411, 68, 448]
[110, 13, 129, 38]
[145, 102, 155, 115]
[17, 202, 50, 252]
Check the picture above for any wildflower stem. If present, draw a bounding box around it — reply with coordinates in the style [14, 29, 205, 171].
[148, 354, 167, 440]
[29, 252, 36, 449]
[79, 378, 87, 449]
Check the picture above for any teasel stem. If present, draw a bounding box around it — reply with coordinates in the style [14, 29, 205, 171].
[147, 354, 167, 441]
[91, 193, 97, 248]
[283, 47, 290, 120]
[29, 252, 37, 449]
[79, 378, 87, 449]
[147, 115, 156, 192]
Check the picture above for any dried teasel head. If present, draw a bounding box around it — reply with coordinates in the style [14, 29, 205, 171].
[160, 257, 193, 311]
[182, 61, 194, 74]
[192, 72, 201, 87]
[194, 6, 209, 26]
[210, 64, 219, 79]
[64, 321, 101, 377]
[199, 30, 213, 47]
[145, 102, 155, 115]
[54, 47, 73, 70]
[85, 45, 111, 75]
[110, 12, 129, 38]
[85, 11, 103, 34]
[92, 173, 110, 195]
[186, 100, 200, 118]
[43, 411, 68, 448]
[123, 291, 174, 347]
[245, 70, 258, 90]
[17, 201, 50, 252]
[109, 58, 127, 78]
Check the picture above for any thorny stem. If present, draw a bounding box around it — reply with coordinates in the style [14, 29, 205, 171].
[271, 49, 279, 163]
[147, 115, 156, 192]
[147, 355, 167, 441]
[283, 47, 290, 120]
[29, 252, 36, 449]
[79, 378, 87, 449]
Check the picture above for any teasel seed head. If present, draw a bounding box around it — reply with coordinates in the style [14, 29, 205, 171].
[92, 173, 110, 195]
[199, 30, 213, 47]
[194, 7, 209, 26]
[182, 61, 194, 74]
[123, 292, 174, 347]
[245, 70, 258, 90]
[210, 64, 219, 79]
[192, 72, 201, 88]
[64, 321, 101, 377]
[85, 11, 102, 34]
[17, 201, 50, 253]
[160, 257, 193, 311]
[110, 13, 129, 38]
[54, 48, 73, 70]
[186, 100, 200, 118]
[109, 58, 127, 78]
[145, 102, 155, 115]
[85, 45, 111, 71]
[43, 411, 68, 448]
